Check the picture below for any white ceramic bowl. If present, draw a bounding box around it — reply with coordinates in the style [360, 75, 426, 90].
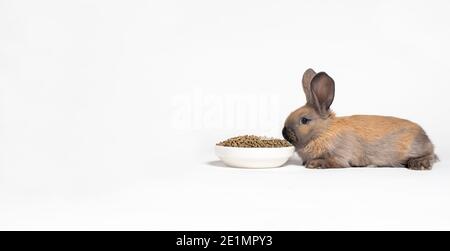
[215, 145, 295, 168]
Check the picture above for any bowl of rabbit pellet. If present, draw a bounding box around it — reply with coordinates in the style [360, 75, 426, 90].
[215, 135, 295, 168]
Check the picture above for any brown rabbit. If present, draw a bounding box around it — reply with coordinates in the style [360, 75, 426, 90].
[282, 68, 437, 170]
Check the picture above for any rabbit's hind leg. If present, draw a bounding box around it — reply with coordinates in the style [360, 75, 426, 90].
[406, 154, 435, 170]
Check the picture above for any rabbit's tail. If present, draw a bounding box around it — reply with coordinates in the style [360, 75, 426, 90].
[433, 154, 440, 163]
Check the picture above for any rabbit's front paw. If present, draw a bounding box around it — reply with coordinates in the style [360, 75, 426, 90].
[305, 159, 326, 169]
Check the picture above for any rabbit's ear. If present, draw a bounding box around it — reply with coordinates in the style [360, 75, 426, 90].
[310, 72, 335, 116]
[302, 68, 316, 103]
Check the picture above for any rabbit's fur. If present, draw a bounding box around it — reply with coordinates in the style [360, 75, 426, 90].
[282, 68, 437, 170]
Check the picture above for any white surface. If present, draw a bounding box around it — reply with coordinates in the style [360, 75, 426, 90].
[215, 145, 294, 168]
[1, 0, 450, 230]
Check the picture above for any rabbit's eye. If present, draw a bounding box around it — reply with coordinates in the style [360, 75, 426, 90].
[301, 117, 310, 125]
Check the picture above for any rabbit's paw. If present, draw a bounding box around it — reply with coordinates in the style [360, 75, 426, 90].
[406, 155, 434, 171]
[305, 159, 326, 169]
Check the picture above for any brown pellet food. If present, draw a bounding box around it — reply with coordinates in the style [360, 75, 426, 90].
[217, 135, 292, 148]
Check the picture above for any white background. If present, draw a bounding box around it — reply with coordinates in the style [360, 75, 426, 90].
[1, 0, 450, 230]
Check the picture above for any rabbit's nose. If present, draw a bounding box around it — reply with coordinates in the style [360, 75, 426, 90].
[282, 126, 297, 144]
